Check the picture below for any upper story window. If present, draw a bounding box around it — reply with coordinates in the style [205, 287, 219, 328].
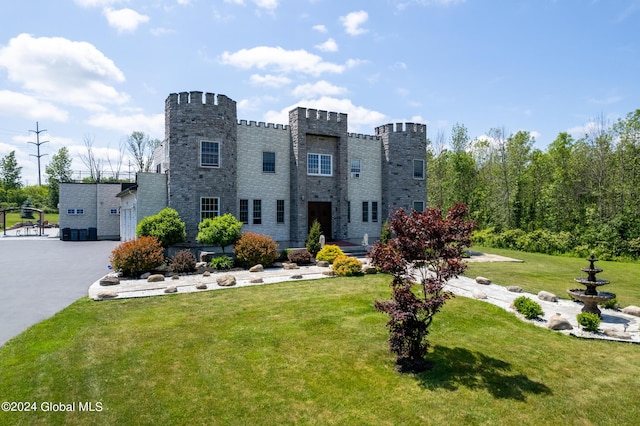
[350, 160, 361, 178]
[201, 141, 220, 168]
[110, 208, 119, 215]
[67, 208, 84, 215]
[307, 153, 332, 176]
[413, 159, 425, 180]
[263, 152, 276, 173]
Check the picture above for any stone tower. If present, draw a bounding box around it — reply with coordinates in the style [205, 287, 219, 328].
[376, 122, 428, 216]
[165, 91, 238, 243]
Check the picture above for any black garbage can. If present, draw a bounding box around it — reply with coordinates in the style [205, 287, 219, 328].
[88, 227, 97, 241]
[70, 229, 79, 241]
[61, 227, 71, 241]
[79, 228, 88, 241]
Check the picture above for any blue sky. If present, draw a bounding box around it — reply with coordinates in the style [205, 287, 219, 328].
[0, 0, 638, 185]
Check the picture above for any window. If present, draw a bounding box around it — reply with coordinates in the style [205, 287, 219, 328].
[67, 209, 75, 215]
[307, 153, 332, 176]
[76, 209, 84, 215]
[239, 199, 249, 224]
[362, 201, 369, 222]
[276, 200, 285, 224]
[372, 201, 378, 222]
[110, 208, 119, 215]
[413, 159, 425, 180]
[350, 160, 361, 178]
[263, 152, 276, 173]
[413, 201, 425, 212]
[253, 199, 262, 224]
[201, 197, 219, 220]
[201, 141, 220, 167]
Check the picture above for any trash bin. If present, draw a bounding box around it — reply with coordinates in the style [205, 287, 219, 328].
[79, 228, 88, 241]
[88, 227, 97, 241]
[61, 228, 71, 241]
[70, 229, 79, 241]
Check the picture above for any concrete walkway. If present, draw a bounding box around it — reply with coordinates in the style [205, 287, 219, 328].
[89, 253, 640, 344]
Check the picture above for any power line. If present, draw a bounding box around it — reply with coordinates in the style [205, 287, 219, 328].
[28, 122, 49, 186]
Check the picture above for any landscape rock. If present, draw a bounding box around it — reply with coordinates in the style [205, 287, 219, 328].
[216, 275, 236, 287]
[249, 264, 264, 273]
[363, 266, 377, 274]
[164, 285, 178, 294]
[202, 271, 211, 277]
[147, 274, 165, 283]
[95, 290, 118, 300]
[250, 278, 264, 284]
[171, 275, 180, 280]
[195, 283, 208, 290]
[322, 270, 335, 276]
[316, 261, 330, 268]
[283, 262, 299, 270]
[140, 272, 151, 279]
[472, 290, 487, 300]
[507, 286, 523, 293]
[547, 314, 573, 330]
[99, 276, 120, 286]
[622, 305, 640, 317]
[290, 274, 303, 279]
[538, 291, 558, 302]
[475, 276, 491, 285]
[603, 328, 632, 340]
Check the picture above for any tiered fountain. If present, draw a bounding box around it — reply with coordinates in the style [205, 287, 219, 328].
[567, 253, 615, 317]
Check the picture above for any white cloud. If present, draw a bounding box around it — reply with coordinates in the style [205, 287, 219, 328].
[73, 0, 119, 7]
[254, 0, 278, 10]
[150, 27, 175, 36]
[0, 34, 128, 110]
[0, 90, 69, 122]
[587, 95, 622, 105]
[346, 58, 367, 68]
[86, 112, 164, 138]
[396, 0, 466, 10]
[340, 10, 368, 36]
[220, 46, 345, 75]
[103, 8, 150, 33]
[292, 81, 347, 98]
[249, 74, 292, 87]
[177, 0, 191, 5]
[264, 96, 386, 133]
[313, 24, 327, 33]
[315, 38, 338, 52]
[224, 0, 245, 5]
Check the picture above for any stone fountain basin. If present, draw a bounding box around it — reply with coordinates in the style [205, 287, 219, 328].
[567, 289, 616, 304]
[574, 278, 610, 287]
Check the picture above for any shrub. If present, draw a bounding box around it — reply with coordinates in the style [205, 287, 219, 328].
[170, 249, 196, 273]
[136, 208, 186, 248]
[332, 255, 362, 276]
[209, 255, 234, 271]
[316, 244, 344, 264]
[234, 233, 279, 267]
[196, 213, 243, 253]
[601, 298, 619, 310]
[306, 219, 322, 255]
[287, 248, 314, 264]
[379, 219, 392, 244]
[513, 296, 545, 320]
[577, 312, 601, 332]
[110, 236, 165, 277]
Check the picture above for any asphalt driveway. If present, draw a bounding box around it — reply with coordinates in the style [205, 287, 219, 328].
[0, 238, 119, 347]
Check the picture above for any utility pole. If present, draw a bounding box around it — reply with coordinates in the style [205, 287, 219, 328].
[28, 121, 49, 186]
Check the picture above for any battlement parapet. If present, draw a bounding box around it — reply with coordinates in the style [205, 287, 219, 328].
[292, 107, 347, 123]
[237, 120, 289, 130]
[348, 132, 380, 141]
[375, 122, 426, 136]
[166, 91, 236, 108]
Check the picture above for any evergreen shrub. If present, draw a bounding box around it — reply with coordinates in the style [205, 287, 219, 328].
[577, 312, 601, 332]
[209, 255, 234, 271]
[513, 296, 544, 320]
[315, 244, 345, 264]
[332, 255, 362, 276]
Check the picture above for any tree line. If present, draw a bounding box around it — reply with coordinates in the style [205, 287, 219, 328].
[427, 109, 640, 260]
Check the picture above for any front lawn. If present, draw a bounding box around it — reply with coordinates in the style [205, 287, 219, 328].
[1, 274, 639, 425]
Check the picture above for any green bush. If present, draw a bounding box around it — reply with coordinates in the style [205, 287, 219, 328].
[332, 255, 362, 276]
[196, 213, 243, 253]
[110, 236, 165, 277]
[471, 227, 497, 247]
[380, 220, 392, 245]
[306, 219, 322, 255]
[234, 233, 279, 267]
[577, 312, 601, 332]
[209, 255, 234, 271]
[316, 244, 345, 264]
[170, 249, 196, 273]
[136, 208, 186, 248]
[513, 296, 544, 320]
[287, 248, 314, 264]
[601, 298, 619, 310]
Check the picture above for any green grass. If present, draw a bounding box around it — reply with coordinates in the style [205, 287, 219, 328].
[2, 273, 640, 425]
[1, 211, 59, 229]
[466, 246, 640, 307]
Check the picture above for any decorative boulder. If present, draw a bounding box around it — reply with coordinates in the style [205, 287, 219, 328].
[217, 275, 236, 287]
[538, 291, 558, 302]
[249, 264, 264, 273]
[164, 285, 178, 294]
[196, 283, 208, 290]
[283, 262, 299, 270]
[604, 329, 631, 340]
[147, 274, 165, 283]
[547, 314, 573, 330]
[362, 266, 377, 274]
[99, 276, 120, 286]
[171, 275, 180, 280]
[475, 276, 491, 285]
[322, 270, 335, 277]
[95, 290, 118, 300]
[622, 306, 640, 317]
[202, 271, 211, 277]
[250, 278, 264, 284]
[507, 286, 524, 293]
[472, 290, 488, 300]
[290, 274, 303, 279]
[140, 272, 151, 279]
[316, 261, 330, 268]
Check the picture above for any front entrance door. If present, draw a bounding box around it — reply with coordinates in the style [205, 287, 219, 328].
[308, 202, 332, 240]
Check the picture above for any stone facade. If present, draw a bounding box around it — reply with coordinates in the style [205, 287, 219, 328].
[149, 90, 427, 248]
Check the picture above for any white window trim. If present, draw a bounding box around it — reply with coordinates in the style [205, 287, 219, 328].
[350, 159, 361, 178]
[200, 140, 221, 168]
[413, 159, 425, 180]
[200, 196, 220, 220]
[307, 153, 333, 177]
